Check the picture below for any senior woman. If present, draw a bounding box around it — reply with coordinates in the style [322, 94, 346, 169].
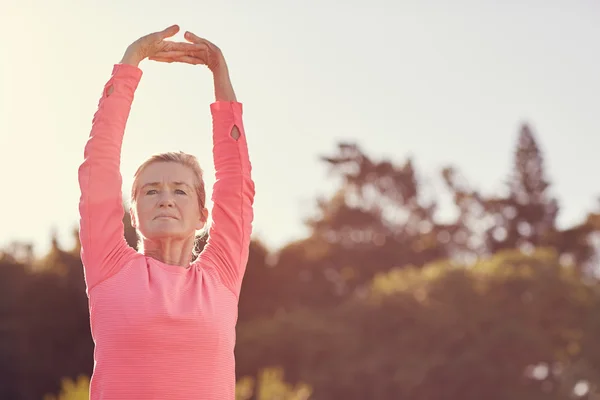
[77, 25, 254, 399]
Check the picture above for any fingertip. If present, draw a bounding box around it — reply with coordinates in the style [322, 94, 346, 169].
[158, 24, 180, 39]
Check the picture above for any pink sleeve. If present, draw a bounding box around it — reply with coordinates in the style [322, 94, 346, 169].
[198, 101, 255, 296]
[78, 64, 140, 291]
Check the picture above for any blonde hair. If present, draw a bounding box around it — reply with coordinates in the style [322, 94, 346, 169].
[130, 151, 208, 254]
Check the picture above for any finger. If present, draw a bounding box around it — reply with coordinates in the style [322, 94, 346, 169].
[152, 49, 207, 63]
[184, 31, 205, 44]
[149, 56, 206, 65]
[184, 32, 221, 58]
[148, 56, 177, 63]
[184, 31, 218, 49]
[156, 24, 180, 39]
[151, 51, 191, 59]
[163, 42, 208, 53]
[172, 55, 206, 65]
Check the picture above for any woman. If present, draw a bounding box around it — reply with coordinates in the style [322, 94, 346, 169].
[78, 25, 254, 399]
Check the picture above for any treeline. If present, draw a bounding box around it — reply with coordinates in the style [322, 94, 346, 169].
[2, 124, 600, 399]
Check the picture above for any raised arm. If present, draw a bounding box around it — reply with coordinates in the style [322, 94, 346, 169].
[176, 33, 255, 296]
[78, 63, 141, 291]
[202, 98, 255, 296]
[79, 25, 207, 291]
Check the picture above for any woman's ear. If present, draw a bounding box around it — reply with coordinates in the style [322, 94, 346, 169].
[196, 207, 209, 230]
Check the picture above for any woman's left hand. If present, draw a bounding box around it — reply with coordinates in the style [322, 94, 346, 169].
[149, 31, 227, 73]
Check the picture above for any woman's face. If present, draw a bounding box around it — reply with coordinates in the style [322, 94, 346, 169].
[131, 161, 205, 241]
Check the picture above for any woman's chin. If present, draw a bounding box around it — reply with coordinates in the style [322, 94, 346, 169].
[145, 227, 196, 241]
[144, 227, 184, 240]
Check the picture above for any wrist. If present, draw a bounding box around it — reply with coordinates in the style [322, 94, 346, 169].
[212, 66, 230, 81]
[212, 68, 236, 102]
[120, 48, 142, 67]
[209, 53, 228, 74]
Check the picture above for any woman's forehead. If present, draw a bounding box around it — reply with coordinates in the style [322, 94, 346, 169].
[139, 162, 196, 184]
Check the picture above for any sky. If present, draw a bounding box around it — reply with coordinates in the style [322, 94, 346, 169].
[1, 0, 599, 257]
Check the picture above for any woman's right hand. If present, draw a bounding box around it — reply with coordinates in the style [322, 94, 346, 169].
[120, 25, 203, 67]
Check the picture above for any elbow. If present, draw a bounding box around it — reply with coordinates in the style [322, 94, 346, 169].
[243, 176, 256, 205]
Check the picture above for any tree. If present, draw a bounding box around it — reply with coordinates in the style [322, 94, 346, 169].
[237, 239, 279, 322]
[236, 249, 600, 399]
[313, 142, 452, 272]
[0, 258, 29, 400]
[443, 123, 598, 271]
[268, 143, 458, 311]
[0, 235, 93, 400]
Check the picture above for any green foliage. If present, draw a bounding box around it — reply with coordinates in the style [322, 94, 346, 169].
[43, 369, 311, 400]
[236, 367, 313, 400]
[43, 376, 90, 400]
[237, 250, 600, 399]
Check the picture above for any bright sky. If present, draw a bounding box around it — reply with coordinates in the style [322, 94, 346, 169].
[1, 0, 599, 257]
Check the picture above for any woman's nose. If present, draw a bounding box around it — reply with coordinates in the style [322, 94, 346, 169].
[158, 194, 175, 207]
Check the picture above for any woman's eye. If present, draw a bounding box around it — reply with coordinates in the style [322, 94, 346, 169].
[175, 189, 187, 195]
[146, 189, 157, 195]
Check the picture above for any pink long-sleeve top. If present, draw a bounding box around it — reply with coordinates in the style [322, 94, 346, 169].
[77, 63, 254, 400]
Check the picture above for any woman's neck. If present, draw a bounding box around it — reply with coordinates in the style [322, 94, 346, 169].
[142, 236, 195, 267]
